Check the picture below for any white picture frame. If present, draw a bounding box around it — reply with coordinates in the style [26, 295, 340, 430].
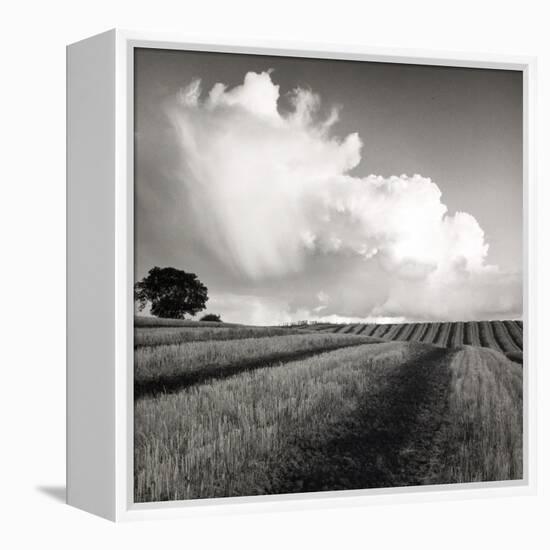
[67, 28, 537, 522]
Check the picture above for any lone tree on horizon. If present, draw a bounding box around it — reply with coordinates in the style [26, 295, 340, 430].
[135, 266, 208, 319]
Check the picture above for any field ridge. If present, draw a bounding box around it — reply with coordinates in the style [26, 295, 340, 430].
[303, 319, 523, 361]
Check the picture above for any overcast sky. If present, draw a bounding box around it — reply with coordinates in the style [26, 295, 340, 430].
[134, 48, 523, 325]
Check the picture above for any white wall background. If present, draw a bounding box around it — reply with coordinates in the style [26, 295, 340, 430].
[0, 0, 547, 547]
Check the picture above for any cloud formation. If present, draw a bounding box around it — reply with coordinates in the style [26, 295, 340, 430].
[166, 71, 521, 322]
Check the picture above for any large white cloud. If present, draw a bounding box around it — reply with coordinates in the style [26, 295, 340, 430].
[165, 71, 521, 322]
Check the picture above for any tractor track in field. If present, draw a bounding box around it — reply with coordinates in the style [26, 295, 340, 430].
[134, 339, 384, 400]
[261, 345, 459, 494]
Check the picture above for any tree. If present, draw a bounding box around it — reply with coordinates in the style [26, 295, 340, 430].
[135, 266, 208, 319]
[200, 313, 222, 322]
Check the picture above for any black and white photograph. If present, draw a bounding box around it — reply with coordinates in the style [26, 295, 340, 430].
[4, 0, 550, 541]
[133, 48, 523, 503]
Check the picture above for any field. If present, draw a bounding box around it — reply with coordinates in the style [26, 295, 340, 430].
[134, 317, 523, 503]
[301, 320, 524, 364]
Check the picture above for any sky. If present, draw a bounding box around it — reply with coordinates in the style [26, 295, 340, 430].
[134, 48, 523, 325]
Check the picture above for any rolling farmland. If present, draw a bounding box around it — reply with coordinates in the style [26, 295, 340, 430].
[134, 316, 523, 502]
[303, 320, 523, 363]
[135, 331, 382, 397]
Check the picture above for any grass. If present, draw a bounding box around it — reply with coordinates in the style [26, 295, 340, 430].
[135, 325, 308, 348]
[479, 321, 502, 351]
[422, 322, 440, 344]
[135, 332, 381, 396]
[135, 342, 417, 502]
[504, 321, 523, 349]
[450, 322, 465, 347]
[432, 346, 523, 483]
[307, 320, 523, 354]
[464, 321, 481, 347]
[133, 317, 524, 502]
[433, 322, 452, 347]
[135, 316, 243, 328]
[493, 321, 521, 353]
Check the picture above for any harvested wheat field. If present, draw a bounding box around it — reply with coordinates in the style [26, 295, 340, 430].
[134, 318, 523, 502]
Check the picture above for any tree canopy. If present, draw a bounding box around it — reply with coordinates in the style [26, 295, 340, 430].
[135, 266, 208, 319]
[200, 313, 222, 322]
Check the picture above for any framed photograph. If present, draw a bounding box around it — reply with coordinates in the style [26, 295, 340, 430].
[67, 29, 537, 521]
